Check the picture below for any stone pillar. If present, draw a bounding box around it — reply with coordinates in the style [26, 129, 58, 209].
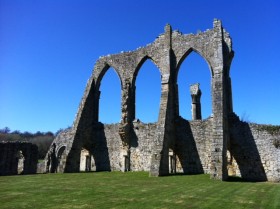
[208, 19, 230, 181]
[190, 83, 202, 120]
[120, 78, 134, 124]
[150, 24, 175, 177]
[119, 78, 133, 171]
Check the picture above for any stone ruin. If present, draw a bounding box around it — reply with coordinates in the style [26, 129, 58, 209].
[0, 142, 38, 175]
[38, 19, 279, 181]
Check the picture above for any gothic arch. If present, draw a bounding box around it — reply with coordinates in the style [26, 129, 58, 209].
[132, 56, 162, 87]
[176, 50, 212, 119]
[98, 66, 122, 123]
[175, 48, 213, 81]
[94, 63, 123, 91]
[133, 57, 161, 122]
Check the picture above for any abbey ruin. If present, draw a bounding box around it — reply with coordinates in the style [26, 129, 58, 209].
[37, 19, 280, 181]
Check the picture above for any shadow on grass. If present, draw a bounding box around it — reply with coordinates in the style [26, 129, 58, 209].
[226, 176, 267, 183]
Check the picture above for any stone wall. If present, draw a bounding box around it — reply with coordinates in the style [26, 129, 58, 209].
[41, 113, 280, 182]
[37, 128, 76, 173]
[175, 117, 213, 174]
[229, 114, 280, 182]
[99, 121, 158, 172]
[97, 118, 214, 174]
[0, 142, 38, 175]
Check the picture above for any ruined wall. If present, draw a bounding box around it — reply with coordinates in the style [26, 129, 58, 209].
[63, 19, 234, 179]
[101, 121, 158, 171]
[101, 118, 214, 174]
[0, 142, 38, 175]
[42, 113, 280, 182]
[130, 122, 158, 171]
[37, 128, 76, 173]
[175, 117, 213, 174]
[229, 114, 280, 182]
[42, 19, 279, 182]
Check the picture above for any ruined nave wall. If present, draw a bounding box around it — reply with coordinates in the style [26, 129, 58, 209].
[103, 122, 158, 172]
[229, 114, 280, 182]
[102, 118, 213, 174]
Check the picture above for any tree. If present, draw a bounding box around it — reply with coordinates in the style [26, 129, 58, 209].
[0, 127, 11, 134]
[11, 130, 21, 134]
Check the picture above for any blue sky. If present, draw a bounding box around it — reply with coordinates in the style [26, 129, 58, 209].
[1, 0, 280, 133]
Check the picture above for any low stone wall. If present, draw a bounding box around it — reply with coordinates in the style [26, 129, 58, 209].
[0, 142, 38, 175]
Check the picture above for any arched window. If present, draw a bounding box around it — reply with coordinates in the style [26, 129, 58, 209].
[177, 51, 211, 120]
[99, 68, 121, 123]
[135, 59, 161, 123]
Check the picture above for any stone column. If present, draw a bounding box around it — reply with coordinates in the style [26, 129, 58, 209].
[150, 23, 176, 177]
[209, 19, 230, 180]
[190, 83, 202, 120]
[119, 78, 133, 171]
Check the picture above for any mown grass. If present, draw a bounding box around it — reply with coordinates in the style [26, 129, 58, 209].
[0, 172, 279, 209]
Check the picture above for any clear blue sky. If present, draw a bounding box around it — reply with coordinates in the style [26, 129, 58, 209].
[1, 0, 280, 133]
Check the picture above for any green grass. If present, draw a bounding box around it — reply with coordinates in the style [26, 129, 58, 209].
[0, 172, 279, 209]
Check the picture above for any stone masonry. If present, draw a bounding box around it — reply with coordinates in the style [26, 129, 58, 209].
[0, 142, 38, 175]
[42, 19, 280, 182]
[190, 83, 202, 120]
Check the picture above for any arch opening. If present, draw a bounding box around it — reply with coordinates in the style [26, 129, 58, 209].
[56, 146, 66, 172]
[99, 68, 121, 124]
[227, 150, 240, 177]
[16, 150, 25, 174]
[80, 148, 96, 172]
[134, 59, 161, 123]
[177, 51, 212, 120]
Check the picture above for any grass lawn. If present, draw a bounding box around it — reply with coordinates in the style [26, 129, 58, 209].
[0, 172, 279, 209]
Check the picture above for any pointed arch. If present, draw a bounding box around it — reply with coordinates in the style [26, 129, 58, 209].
[133, 57, 161, 123]
[132, 56, 162, 87]
[98, 67, 122, 123]
[95, 63, 123, 91]
[176, 48, 213, 82]
[177, 50, 212, 120]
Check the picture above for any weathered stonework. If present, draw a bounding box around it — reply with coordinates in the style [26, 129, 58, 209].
[42, 19, 279, 182]
[229, 113, 280, 182]
[0, 142, 38, 175]
[190, 83, 202, 120]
